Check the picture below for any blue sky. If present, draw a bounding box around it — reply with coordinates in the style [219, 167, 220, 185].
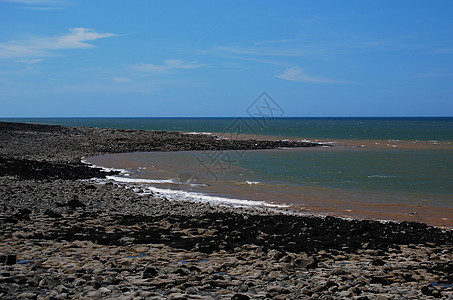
[1, 0, 452, 117]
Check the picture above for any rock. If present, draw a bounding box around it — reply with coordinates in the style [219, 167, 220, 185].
[301, 287, 313, 296]
[4, 254, 16, 265]
[168, 293, 187, 300]
[421, 285, 441, 298]
[330, 268, 346, 275]
[98, 287, 112, 294]
[291, 254, 316, 269]
[92, 281, 102, 289]
[142, 266, 158, 278]
[370, 276, 390, 285]
[371, 259, 386, 266]
[16, 292, 37, 299]
[66, 199, 86, 208]
[45, 209, 62, 218]
[238, 284, 249, 293]
[231, 294, 250, 300]
[267, 286, 290, 294]
[56, 285, 69, 293]
[174, 267, 190, 276]
[73, 278, 86, 286]
[55, 293, 68, 300]
[185, 286, 198, 294]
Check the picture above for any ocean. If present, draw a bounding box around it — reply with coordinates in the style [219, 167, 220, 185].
[3, 117, 453, 227]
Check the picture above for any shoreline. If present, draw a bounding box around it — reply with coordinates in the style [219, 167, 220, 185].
[85, 148, 453, 229]
[1, 121, 452, 299]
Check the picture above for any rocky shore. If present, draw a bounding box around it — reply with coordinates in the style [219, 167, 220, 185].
[1, 121, 452, 299]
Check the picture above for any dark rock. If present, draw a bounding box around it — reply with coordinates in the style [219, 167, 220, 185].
[174, 268, 190, 276]
[371, 259, 385, 266]
[92, 281, 102, 289]
[142, 267, 158, 278]
[231, 294, 250, 300]
[370, 276, 390, 285]
[66, 199, 86, 208]
[4, 255, 16, 265]
[185, 286, 198, 294]
[45, 209, 62, 218]
[421, 285, 442, 298]
[13, 209, 31, 221]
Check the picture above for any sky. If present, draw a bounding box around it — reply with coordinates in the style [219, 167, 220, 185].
[1, 0, 452, 117]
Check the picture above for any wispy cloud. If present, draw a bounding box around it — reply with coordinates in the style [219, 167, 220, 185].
[52, 82, 156, 95]
[253, 38, 300, 46]
[276, 66, 355, 84]
[1, 0, 73, 10]
[13, 58, 45, 64]
[416, 71, 453, 78]
[132, 59, 210, 73]
[0, 27, 117, 59]
[213, 46, 313, 57]
[113, 77, 132, 83]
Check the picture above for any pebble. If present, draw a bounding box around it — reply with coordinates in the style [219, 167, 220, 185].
[0, 121, 452, 299]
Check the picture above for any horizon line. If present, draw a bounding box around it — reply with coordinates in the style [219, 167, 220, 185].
[1, 116, 452, 119]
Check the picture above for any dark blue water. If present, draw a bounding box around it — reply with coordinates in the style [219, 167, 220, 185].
[2, 117, 452, 141]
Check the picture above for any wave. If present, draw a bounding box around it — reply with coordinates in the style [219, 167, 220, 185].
[81, 157, 130, 175]
[183, 132, 212, 135]
[140, 186, 288, 208]
[246, 181, 260, 185]
[234, 180, 262, 186]
[106, 175, 176, 184]
[102, 176, 288, 208]
[367, 175, 396, 179]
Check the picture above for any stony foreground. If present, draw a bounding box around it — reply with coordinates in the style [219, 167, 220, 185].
[0, 121, 452, 299]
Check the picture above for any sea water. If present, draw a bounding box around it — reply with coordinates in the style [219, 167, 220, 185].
[2, 117, 452, 141]
[4, 117, 452, 227]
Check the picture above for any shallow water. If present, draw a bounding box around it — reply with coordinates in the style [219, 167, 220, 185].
[86, 141, 453, 228]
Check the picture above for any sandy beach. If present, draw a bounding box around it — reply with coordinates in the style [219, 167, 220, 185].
[1, 121, 452, 299]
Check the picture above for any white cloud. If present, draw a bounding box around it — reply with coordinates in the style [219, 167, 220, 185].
[276, 66, 355, 84]
[46, 27, 116, 49]
[133, 59, 210, 73]
[0, 27, 116, 59]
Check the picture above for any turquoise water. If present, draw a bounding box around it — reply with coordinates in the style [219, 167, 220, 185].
[2, 117, 452, 140]
[236, 148, 452, 197]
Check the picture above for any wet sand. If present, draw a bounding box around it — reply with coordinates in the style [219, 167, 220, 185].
[210, 131, 453, 151]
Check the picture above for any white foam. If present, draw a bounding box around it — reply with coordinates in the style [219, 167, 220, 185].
[184, 132, 212, 135]
[137, 185, 288, 208]
[245, 181, 260, 185]
[106, 175, 176, 184]
[102, 176, 288, 209]
[81, 158, 130, 175]
[368, 175, 396, 179]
